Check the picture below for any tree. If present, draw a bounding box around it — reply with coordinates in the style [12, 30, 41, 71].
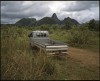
[65, 21, 71, 30]
[88, 19, 96, 31]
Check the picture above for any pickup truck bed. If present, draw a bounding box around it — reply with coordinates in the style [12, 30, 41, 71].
[31, 38, 68, 55]
[33, 38, 66, 46]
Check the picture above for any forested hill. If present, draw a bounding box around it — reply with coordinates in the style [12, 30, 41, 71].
[15, 13, 79, 26]
[15, 18, 36, 26]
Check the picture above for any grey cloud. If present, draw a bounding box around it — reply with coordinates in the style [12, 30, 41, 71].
[56, 6, 99, 23]
[1, 17, 20, 24]
[62, 1, 99, 12]
[1, 1, 50, 24]
[69, 7, 99, 23]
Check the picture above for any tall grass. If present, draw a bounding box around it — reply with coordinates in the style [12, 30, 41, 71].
[1, 26, 60, 80]
[50, 26, 99, 52]
[1, 26, 99, 80]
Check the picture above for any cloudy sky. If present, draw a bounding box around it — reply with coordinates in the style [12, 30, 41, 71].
[1, 1, 99, 24]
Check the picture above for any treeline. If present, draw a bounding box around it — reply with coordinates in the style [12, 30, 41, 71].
[1, 19, 99, 32]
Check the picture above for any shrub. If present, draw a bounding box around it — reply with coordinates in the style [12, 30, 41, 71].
[67, 26, 92, 48]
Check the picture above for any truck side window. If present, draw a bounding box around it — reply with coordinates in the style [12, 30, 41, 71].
[37, 33, 40, 37]
[36, 33, 47, 37]
[41, 33, 44, 37]
[44, 33, 46, 37]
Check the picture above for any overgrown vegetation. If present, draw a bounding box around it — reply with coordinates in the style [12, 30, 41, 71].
[67, 26, 94, 47]
[1, 22, 99, 80]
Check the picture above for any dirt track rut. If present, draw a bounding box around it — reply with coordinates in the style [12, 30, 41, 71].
[68, 47, 99, 67]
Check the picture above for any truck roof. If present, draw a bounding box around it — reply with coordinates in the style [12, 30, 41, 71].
[32, 31, 48, 33]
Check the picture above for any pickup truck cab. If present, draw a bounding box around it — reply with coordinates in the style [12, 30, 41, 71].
[28, 31, 68, 55]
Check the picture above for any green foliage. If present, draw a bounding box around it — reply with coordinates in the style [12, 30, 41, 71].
[16, 18, 36, 26]
[49, 29, 68, 43]
[63, 17, 79, 26]
[67, 26, 93, 47]
[87, 19, 99, 31]
[36, 17, 57, 26]
[38, 24, 50, 31]
[88, 19, 96, 31]
[65, 22, 71, 30]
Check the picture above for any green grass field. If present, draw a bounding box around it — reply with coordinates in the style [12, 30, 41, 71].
[1, 26, 99, 80]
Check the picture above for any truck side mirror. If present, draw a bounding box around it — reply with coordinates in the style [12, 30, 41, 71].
[28, 33, 33, 37]
[28, 34, 30, 37]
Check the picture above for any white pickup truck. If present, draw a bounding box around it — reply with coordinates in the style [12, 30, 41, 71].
[28, 31, 68, 55]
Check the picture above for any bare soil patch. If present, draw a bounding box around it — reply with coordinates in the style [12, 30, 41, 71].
[68, 47, 99, 67]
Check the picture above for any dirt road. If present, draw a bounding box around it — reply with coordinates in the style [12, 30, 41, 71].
[68, 47, 99, 67]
